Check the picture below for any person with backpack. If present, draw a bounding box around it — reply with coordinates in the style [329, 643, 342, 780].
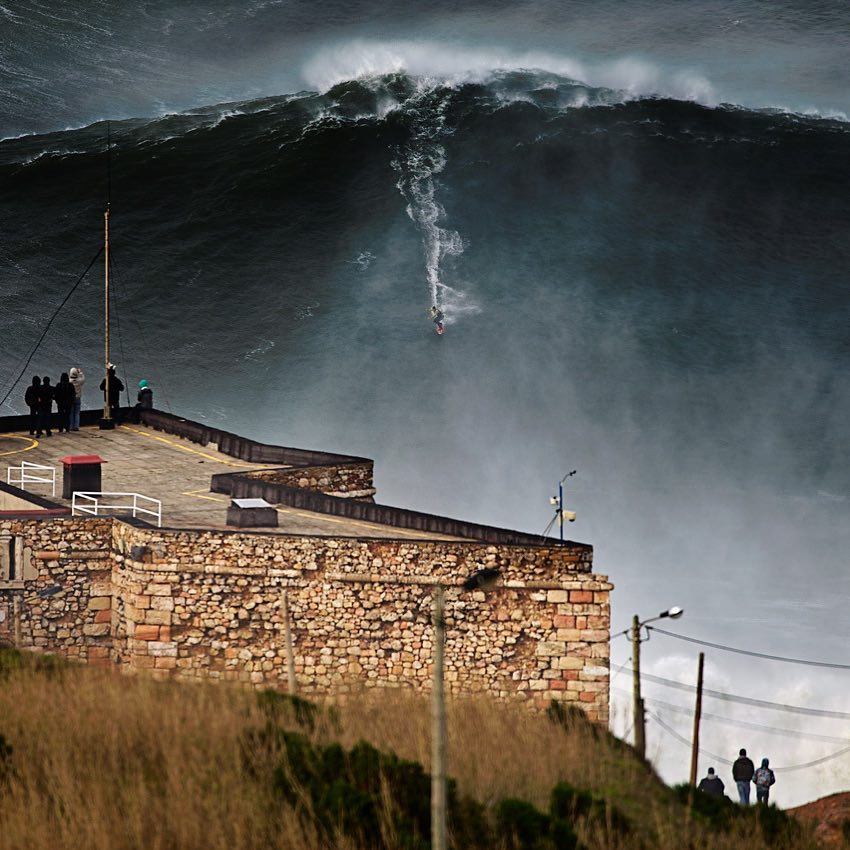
[54, 372, 75, 433]
[732, 747, 755, 804]
[753, 757, 776, 804]
[24, 376, 41, 435]
[37, 375, 55, 437]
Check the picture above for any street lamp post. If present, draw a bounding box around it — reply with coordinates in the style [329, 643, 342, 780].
[630, 606, 684, 759]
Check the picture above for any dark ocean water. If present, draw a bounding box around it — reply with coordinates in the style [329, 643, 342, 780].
[1, 0, 849, 803]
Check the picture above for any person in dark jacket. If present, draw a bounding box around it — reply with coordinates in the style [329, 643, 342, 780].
[732, 748, 755, 804]
[24, 376, 41, 435]
[54, 372, 75, 433]
[37, 376, 55, 437]
[697, 767, 725, 798]
[99, 363, 125, 422]
[753, 758, 776, 805]
[136, 379, 153, 411]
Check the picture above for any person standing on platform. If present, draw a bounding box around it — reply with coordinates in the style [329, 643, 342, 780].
[38, 375, 55, 437]
[732, 748, 755, 805]
[100, 363, 124, 423]
[69, 366, 85, 431]
[55, 372, 75, 433]
[136, 379, 153, 412]
[24, 376, 41, 436]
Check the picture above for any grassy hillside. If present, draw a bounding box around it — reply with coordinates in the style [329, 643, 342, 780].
[0, 649, 817, 850]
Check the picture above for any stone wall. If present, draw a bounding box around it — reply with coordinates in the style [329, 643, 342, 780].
[241, 463, 376, 500]
[0, 517, 612, 723]
[0, 517, 113, 667]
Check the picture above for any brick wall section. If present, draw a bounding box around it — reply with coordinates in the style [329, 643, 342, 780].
[242, 463, 376, 499]
[0, 517, 612, 724]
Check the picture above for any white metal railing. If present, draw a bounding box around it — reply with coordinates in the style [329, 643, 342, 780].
[7, 461, 56, 497]
[72, 492, 162, 527]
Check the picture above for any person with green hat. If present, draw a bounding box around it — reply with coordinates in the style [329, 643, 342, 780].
[136, 379, 153, 411]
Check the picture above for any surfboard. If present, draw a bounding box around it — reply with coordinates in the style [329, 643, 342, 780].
[435, 323, 444, 335]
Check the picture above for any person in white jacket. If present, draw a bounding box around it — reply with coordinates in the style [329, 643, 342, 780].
[68, 366, 85, 431]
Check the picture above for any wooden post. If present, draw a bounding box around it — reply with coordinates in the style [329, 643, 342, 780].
[431, 585, 447, 850]
[12, 594, 21, 647]
[281, 591, 297, 695]
[632, 614, 645, 759]
[689, 652, 705, 786]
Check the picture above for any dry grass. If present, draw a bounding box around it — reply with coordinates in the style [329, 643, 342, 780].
[0, 659, 820, 850]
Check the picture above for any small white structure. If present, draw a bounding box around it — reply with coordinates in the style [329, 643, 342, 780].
[72, 492, 162, 527]
[6, 461, 56, 497]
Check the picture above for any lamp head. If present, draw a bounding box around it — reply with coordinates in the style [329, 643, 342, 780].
[662, 606, 684, 620]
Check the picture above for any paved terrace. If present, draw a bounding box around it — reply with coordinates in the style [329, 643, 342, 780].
[0, 424, 464, 540]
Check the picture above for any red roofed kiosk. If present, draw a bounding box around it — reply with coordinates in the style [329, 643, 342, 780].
[60, 455, 106, 499]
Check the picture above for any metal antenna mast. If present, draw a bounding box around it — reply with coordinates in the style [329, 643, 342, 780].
[100, 122, 114, 430]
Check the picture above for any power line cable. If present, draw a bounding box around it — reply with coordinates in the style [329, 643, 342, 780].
[108, 255, 134, 407]
[619, 668, 850, 719]
[637, 693, 850, 745]
[108, 249, 173, 414]
[0, 246, 103, 410]
[648, 710, 850, 773]
[648, 626, 850, 671]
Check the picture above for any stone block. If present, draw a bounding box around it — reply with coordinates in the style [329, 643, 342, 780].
[145, 610, 171, 626]
[134, 625, 160, 641]
[82, 623, 110, 637]
[535, 641, 566, 657]
[546, 590, 569, 603]
[569, 591, 593, 603]
[148, 641, 178, 658]
[87, 597, 111, 611]
[94, 609, 112, 624]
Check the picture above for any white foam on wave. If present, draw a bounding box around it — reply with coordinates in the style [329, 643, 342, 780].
[301, 39, 717, 106]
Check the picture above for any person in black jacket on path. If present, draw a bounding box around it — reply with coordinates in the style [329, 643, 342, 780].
[99, 364, 125, 422]
[697, 767, 725, 798]
[24, 376, 41, 435]
[55, 372, 75, 433]
[37, 376, 55, 437]
[732, 748, 755, 804]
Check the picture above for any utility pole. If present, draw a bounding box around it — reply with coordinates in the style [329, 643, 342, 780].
[631, 614, 646, 759]
[689, 652, 705, 787]
[281, 591, 297, 695]
[431, 585, 447, 850]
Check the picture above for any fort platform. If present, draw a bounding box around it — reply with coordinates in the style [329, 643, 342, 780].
[0, 407, 612, 721]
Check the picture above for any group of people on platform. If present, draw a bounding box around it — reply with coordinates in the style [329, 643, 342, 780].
[23, 363, 153, 437]
[698, 748, 776, 805]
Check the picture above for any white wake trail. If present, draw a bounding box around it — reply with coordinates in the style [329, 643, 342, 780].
[391, 86, 479, 324]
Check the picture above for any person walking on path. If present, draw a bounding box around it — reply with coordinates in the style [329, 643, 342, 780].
[54, 372, 75, 434]
[698, 767, 725, 798]
[733, 748, 755, 804]
[24, 376, 41, 436]
[753, 758, 776, 805]
[37, 376, 55, 437]
[99, 363, 124, 422]
[136, 379, 153, 411]
[68, 366, 85, 431]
